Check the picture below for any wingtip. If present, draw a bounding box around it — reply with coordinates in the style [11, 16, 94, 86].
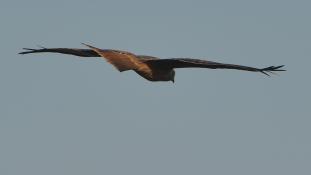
[274, 65, 286, 71]
[260, 65, 286, 76]
[276, 65, 286, 71]
[81, 43, 102, 52]
[260, 71, 271, 76]
[280, 65, 286, 71]
[18, 48, 36, 55]
[81, 42, 94, 48]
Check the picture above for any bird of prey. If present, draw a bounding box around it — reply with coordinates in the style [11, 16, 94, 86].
[19, 43, 285, 82]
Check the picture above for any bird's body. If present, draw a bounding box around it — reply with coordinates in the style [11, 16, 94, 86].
[19, 44, 285, 82]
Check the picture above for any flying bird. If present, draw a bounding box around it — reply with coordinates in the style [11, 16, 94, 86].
[19, 44, 285, 82]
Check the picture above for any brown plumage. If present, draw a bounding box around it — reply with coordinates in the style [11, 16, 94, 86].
[19, 43, 285, 82]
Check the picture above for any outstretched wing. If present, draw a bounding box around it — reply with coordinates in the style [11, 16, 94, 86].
[145, 58, 285, 76]
[19, 44, 144, 72]
[19, 47, 99, 57]
[81, 43, 143, 72]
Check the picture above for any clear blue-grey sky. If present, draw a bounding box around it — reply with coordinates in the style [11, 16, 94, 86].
[1, 0, 310, 174]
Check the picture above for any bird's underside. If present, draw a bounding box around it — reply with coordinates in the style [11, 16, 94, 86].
[19, 43, 285, 82]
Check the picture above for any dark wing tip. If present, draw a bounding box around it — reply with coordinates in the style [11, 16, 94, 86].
[19, 48, 37, 54]
[81, 43, 95, 49]
[18, 46, 48, 55]
[260, 65, 286, 76]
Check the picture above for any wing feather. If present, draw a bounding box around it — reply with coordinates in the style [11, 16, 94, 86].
[19, 47, 99, 57]
[145, 58, 285, 76]
[82, 43, 143, 72]
[19, 44, 144, 72]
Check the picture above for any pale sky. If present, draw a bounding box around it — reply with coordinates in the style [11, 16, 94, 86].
[1, 0, 310, 175]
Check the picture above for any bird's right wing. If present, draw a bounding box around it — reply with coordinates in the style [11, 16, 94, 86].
[19, 47, 100, 57]
[82, 43, 143, 72]
[19, 44, 144, 72]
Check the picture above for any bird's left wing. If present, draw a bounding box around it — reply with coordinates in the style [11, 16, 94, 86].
[145, 58, 285, 76]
